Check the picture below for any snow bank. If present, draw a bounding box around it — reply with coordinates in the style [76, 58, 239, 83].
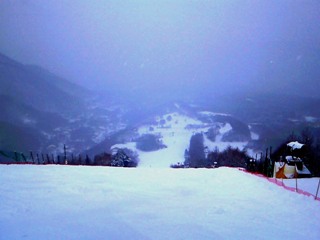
[0, 165, 319, 240]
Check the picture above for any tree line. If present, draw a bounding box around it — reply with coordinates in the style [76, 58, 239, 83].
[171, 127, 320, 177]
[0, 145, 138, 168]
[1, 127, 319, 176]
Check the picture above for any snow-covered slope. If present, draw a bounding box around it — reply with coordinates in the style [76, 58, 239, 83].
[0, 165, 319, 240]
[112, 111, 255, 167]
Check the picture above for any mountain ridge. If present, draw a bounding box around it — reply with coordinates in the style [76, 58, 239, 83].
[0, 52, 87, 114]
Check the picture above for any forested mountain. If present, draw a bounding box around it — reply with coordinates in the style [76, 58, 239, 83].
[0, 53, 87, 114]
[0, 53, 117, 153]
[1, 52, 320, 161]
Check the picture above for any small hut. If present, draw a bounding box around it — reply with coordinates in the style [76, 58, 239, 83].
[273, 141, 311, 178]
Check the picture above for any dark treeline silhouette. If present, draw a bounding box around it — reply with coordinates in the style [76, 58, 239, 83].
[172, 133, 251, 169]
[2, 127, 319, 176]
[171, 127, 320, 177]
[271, 127, 320, 177]
[208, 146, 248, 168]
[136, 134, 166, 152]
[0, 146, 138, 168]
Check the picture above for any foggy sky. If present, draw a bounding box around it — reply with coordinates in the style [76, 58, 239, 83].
[1, 0, 320, 98]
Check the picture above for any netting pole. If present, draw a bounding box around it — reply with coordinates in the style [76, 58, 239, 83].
[30, 151, 34, 164]
[315, 178, 320, 200]
[64, 144, 67, 165]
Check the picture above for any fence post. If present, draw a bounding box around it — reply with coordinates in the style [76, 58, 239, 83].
[64, 144, 67, 165]
[21, 153, 27, 163]
[86, 155, 90, 165]
[30, 151, 34, 164]
[14, 151, 18, 163]
[315, 178, 320, 200]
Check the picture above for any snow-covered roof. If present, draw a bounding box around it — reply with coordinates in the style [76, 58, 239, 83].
[287, 141, 304, 150]
[285, 156, 302, 162]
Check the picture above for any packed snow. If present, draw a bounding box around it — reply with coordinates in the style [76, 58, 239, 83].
[0, 165, 319, 240]
[282, 177, 320, 195]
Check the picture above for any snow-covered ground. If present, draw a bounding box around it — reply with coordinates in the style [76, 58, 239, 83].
[282, 177, 320, 195]
[0, 165, 319, 240]
[112, 112, 254, 167]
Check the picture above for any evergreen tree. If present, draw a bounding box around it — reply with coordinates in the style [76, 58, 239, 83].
[111, 149, 134, 167]
[188, 133, 206, 168]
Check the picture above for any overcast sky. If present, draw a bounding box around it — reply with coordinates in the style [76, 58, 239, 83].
[1, 0, 319, 98]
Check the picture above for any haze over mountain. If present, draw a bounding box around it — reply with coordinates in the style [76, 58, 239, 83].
[0, 50, 320, 159]
[0, 53, 127, 153]
[1, 0, 319, 102]
[1, 1, 320, 159]
[0, 52, 86, 114]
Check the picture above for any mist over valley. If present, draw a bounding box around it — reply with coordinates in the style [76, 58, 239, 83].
[0, 1, 320, 166]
